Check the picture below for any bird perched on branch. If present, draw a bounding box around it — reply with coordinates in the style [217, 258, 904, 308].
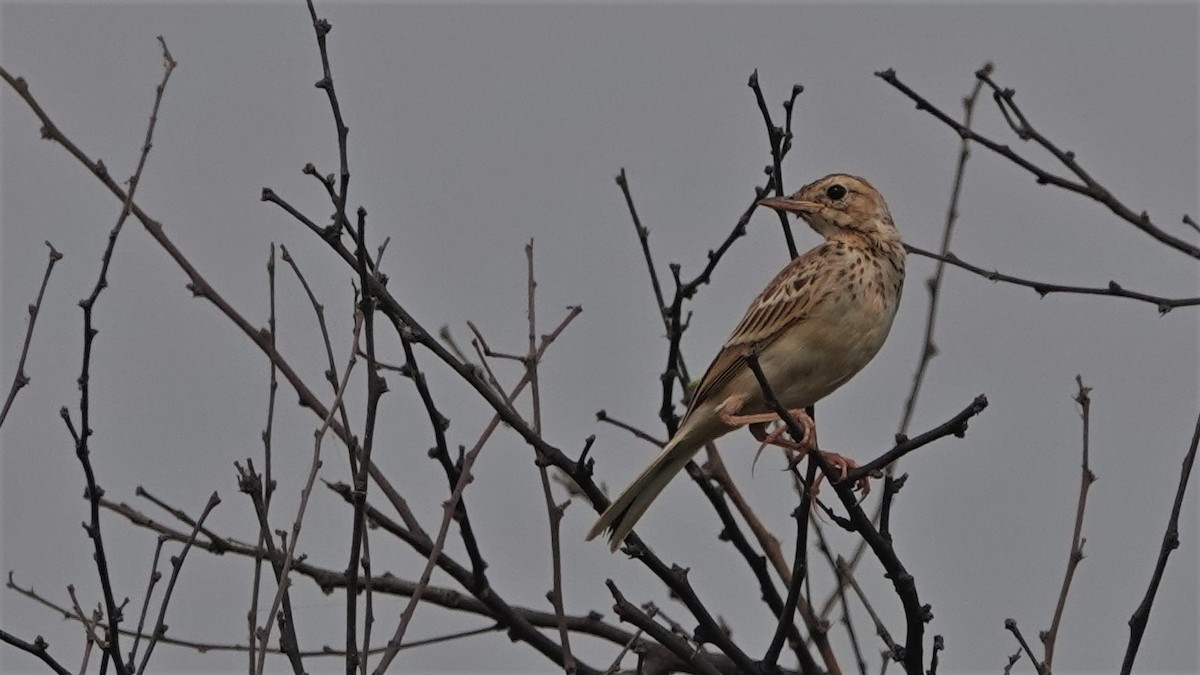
[588, 174, 906, 551]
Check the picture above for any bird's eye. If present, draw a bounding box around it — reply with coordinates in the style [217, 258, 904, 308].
[825, 184, 847, 200]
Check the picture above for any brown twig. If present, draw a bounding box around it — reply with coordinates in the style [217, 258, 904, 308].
[1042, 376, 1096, 668]
[809, 525, 866, 675]
[67, 585, 106, 650]
[702, 445, 826, 670]
[836, 557, 899, 659]
[524, 241, 577, 674]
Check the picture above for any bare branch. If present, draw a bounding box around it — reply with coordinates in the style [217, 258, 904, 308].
[876, 67, 1200, 260]
[906, 245, 1199, 314]
[0, 629, 72, 675]
[897, 64, 989, 436]
[743, 351, 930, 674]
[845, 395, 989, 483]
[1120, 406, 1200, 674]
[136, 492, 221, 675]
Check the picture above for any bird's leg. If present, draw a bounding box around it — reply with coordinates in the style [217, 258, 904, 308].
[722, 406, 815, 445]
[742, 410, 870, 496]
[720, 401, 869, 493]
[738, 410, 817, 476]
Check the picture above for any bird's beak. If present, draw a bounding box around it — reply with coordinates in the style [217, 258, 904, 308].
[758, 196, 822, 216]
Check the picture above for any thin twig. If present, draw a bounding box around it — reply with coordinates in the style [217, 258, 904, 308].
[333, 484, 603, 675]
[1003, 619, 1044, 675]
[822, 61, 990, 628]
[1119, 407, 1200, 674]
[372, 304, 583, 675]
[744, 351, 929, 674]
[248, 243, 281, 674]
[877, 67, 1200, 260]
[0, 241, 61, 429]
[524, 241, 577, 674]
[763, 459, 819, 671]
[0, 630, 72, 675]
[748, 69, 799, 259]
[255, 312, 364, 675]
[615, 168, 667, 322]
[66, 585, 106, 649]
[280, 244, 358, 460]
[347, 219, 384, 675]
[126, 537, 165, 668]
[906, 245, 1198, 314]
[594, 410, 666, 448]
[57, 37, 176, 675]
[837, 558, 898, 658]
[897, 64, 988, 436]
[604, 581, 724, 675]
[134, 486, 226, 549]
[136, 492, 221, 675]
[702, 445, 824, 671]
[845, 395, 989, 483]
[810, 523, 867, 675]
[1042, 376, 1096, 668]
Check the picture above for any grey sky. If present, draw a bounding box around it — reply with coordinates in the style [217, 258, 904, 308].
[2, 3, 1197, 674]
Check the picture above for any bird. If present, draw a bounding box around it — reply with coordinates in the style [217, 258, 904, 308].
[587, 174, 906, 551]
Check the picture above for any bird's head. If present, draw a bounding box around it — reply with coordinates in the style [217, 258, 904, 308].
[759, 174, 899, 243]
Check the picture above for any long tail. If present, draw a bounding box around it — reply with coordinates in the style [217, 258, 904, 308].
[586, 435, 701, 551]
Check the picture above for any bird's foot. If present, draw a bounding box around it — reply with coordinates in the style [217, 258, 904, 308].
[785, 447, 871, 498]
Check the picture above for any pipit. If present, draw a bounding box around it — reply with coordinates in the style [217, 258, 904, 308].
[588, 174, 906, 551]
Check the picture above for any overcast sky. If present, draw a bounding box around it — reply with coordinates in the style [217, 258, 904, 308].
[2, 3, 1197, 675]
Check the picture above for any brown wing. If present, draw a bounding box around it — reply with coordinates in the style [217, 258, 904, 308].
[683, 248, 833, 418]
